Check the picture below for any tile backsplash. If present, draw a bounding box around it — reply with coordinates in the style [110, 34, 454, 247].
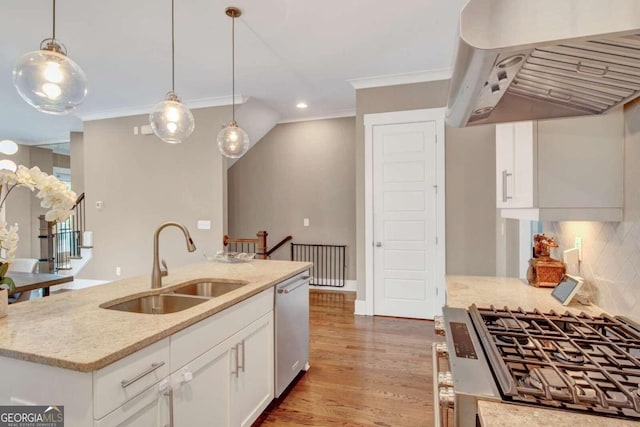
[542, 220, 640, 321]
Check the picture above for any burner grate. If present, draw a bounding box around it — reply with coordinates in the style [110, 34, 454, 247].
[470, 305, 640, 419]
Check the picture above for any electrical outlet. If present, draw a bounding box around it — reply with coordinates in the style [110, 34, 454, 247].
[303, 218, 309, 227]
[563, 248, 580, 275]
[115, 267, 121, 276]
[575, 236, 583, 261]
[197, 220, 211, 230]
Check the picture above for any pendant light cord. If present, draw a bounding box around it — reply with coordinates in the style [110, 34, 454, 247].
[171, 0, 175, 93]
[52, 0, 56, 40]
[232, 14, 236, 122]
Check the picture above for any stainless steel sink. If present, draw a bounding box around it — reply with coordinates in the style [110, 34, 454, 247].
[103, 294, 209, 314]
[173, 279, 248, 297]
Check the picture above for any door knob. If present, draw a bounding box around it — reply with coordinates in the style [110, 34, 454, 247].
[375, 242, 382, 247]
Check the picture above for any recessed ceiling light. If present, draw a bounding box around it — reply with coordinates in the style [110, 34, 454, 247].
[0, 140, 18, 155]
[296, 102, 308, 109]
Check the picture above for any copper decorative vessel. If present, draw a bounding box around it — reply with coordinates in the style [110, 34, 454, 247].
[527, 234, 566, 287]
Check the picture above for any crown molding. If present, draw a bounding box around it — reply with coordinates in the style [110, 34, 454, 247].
[78, 95, 247, 121]
[18, 137, 72, 146]
[348, 69, 451, 90]
[277, 109, 356, 124]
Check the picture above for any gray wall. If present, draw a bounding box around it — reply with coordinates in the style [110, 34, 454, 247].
[355, 80, 497, 299]
[228, 117, 356, 279]
[53, 153, 70, 169]
[70, 132, 84, 194]
[445, 125, 497, 275]
[81, 105, 231, 280]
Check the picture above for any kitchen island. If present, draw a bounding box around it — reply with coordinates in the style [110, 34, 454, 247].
[446, 275, 640, 427]
[0, 259, 311, 426]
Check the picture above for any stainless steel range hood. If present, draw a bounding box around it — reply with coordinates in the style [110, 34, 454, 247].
[446, 0, 640, 127]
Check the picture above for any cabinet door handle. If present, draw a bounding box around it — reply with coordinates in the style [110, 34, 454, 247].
[163, 386, 174, 427]
[502, 170, 513, 202]
[239, 340, 245, 373]
[277, 277, 311, 294]
[120, 361, 165, 388]
[231, 344, 239, 378]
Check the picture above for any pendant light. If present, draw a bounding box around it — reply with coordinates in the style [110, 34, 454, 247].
[217, 7, 249, 159]
[13, 0, 87, 115]
[149, 0, 194, 144]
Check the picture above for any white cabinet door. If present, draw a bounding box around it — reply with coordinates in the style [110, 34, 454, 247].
[94, 380, 169, 427]
[171, 339, 231, 427]
[496, 109, 623, 221]
[230, 311, 274, 427]
[496, 122, 534, 209]
[496, 123, 516, 208]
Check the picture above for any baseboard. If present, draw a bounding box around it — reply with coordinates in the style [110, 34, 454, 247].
[354, 299, 370, 316]
[309, 279, 357, 292]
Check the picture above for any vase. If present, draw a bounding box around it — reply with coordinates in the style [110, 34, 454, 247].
[0, 288, 7, 318]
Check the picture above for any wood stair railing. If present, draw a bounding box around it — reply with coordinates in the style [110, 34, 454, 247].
[39, 192, 86, 272]
[223, 231, 292, 260]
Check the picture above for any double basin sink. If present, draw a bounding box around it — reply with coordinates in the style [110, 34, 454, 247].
[100, 279, 248, 315]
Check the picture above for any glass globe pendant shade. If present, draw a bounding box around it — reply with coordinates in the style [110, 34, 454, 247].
[0, 160, 17, 172]
[0, 140, 19, 156]
[13, 40, 87, 115]
[149, 92, 195, 144]
[217, 121, 249, 158]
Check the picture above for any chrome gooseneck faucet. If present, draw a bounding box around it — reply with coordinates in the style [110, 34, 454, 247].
[152, 221, 197, 289]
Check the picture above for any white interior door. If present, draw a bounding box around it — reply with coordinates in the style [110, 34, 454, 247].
[372, 120, 438, 319]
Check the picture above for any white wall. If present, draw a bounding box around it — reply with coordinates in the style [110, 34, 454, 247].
[80, 105, 231, 280]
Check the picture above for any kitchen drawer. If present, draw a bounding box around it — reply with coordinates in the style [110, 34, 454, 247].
[93, 338, 170, 419]
[171, 287, 273, 370]
[93, 379, 169, 427]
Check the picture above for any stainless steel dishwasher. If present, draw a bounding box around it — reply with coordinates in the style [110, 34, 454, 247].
[275, 271, 311, 397]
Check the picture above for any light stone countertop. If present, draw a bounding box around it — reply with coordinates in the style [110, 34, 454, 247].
[446, 275, 604, 315]
[477, 400, 640, 427]
[445, 275, 640, 426]
[0, 260, 311, 372]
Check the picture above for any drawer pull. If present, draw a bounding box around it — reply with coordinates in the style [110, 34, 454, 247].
[120, 361, 165, 388]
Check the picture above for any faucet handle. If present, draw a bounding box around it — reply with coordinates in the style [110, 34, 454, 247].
[160, 259, 168, 277]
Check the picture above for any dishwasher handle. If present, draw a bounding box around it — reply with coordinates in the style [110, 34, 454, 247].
[277, 276, 311, 294]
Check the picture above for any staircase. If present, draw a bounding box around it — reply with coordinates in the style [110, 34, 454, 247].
[39, 193, 94, 278]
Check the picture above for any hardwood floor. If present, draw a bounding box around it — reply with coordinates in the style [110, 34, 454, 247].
[256, 290, 441, 427]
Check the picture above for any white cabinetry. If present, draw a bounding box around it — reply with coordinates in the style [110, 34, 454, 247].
[0, 287, 278, 427]
[496, 121, 534, 209]
[171, 336, 231, 426]
[495, 108, 623, 221]
[170, 287, 274, 427]
[230, 312, 274, 427]
[94, 379, 170, 427]
[93, 338, 170, 419]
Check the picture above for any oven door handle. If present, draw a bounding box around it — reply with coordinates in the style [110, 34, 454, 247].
[432, 342, 442, 427]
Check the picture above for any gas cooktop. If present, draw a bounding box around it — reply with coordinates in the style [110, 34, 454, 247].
[469, 305, 640, 419]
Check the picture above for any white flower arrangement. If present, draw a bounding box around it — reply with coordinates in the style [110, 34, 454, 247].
[0, 166, 77, 295]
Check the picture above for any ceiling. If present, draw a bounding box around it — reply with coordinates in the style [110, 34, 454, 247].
[1, 0, 466, 145]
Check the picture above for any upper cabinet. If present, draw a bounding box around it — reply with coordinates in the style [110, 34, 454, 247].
[496, 108, 623, 221]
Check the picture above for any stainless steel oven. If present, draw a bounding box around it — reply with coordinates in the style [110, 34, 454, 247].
[433, 305, 640, 427]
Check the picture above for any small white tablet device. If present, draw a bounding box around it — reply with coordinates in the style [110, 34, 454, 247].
[551, 274, 584, 306]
